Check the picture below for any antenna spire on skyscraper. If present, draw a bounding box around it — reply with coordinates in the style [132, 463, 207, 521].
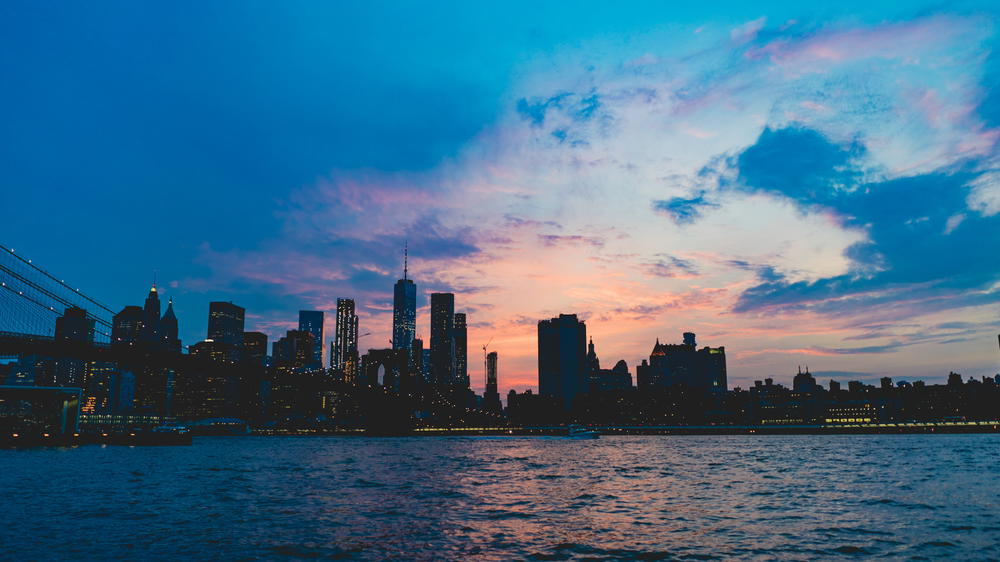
[404, 240, 408, 281]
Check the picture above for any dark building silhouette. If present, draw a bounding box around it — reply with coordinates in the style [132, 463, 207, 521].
[430, 293, 455, 385]
[112, 305, 143, 346]
[139, 286, 161, 345]
[792, 366, 818, 393]
[333, 298, 359, 382]
[298, 310, 324, 369]
[243, 331, 268, 366]
[683, 332, 697, 347]
[538, 314, 588, 410]
[635, 333, 726, 393]
[272, 330, 315, 369]
[392, 249, 416, 352]
[208, 302, 245, 347]
[584, 338, 632, 393]
[454, 313, 468, 388]
[160, 299, 181, 353]
[483, 351, 501, 412]
[53, 307, 94, 388]
[410, 337, 424, 379]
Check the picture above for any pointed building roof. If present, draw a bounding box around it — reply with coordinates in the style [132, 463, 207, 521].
[162, 298, 176, 321]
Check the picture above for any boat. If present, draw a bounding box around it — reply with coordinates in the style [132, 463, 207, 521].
[567, 425, 600, 439]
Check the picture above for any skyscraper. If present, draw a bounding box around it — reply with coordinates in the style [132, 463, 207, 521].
[160, 299, 181, 353]
[392, 246, 416, 351]
[207, 302, 245, 346]
[54, 307, 94, 388]
[243, 331, 268, 366]
[139, 285, 161, 345]
[112, 305, 143, 346]
[298, 310, 324, 369]
[483, 350, 501, 412]
[272, 330, 315, 369]
[429, 293, 455, 385]
[333, 298, 359, 380]
[454, 312, 468, 388]
[538, 314, 587, 410]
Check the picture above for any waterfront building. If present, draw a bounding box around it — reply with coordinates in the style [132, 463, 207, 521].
[635, 333, 726, 393]
[430, 293, 455, 385]
[483, 351, 501, 412]
[272, 330, 315, 369]
[139, 285, 161, 345]
[298, 310, 324, 369]
[207, 302, 245, 347]
[392, 248, 416, 352]
[160, 299, 181, 352]
[454, 313, 468, 388]
[538, 314, 588, 410]
[333, 298, 359, 381]
[53, 306, 94, 388]
[111, 305, 143, 346]
[242, 331, 268, 366]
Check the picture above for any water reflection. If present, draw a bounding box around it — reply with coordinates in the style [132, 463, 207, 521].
[1, 435, 999, 560]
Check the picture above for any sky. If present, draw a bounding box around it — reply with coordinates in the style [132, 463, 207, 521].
[2, 1, 999, 393]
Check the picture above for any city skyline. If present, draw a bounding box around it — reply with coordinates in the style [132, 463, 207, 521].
[3, 1, 1000, 393]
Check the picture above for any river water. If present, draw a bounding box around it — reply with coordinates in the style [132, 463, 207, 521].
[2, 435, 999, 560]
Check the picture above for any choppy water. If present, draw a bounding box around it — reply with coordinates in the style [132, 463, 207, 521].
[2, 435, 999, 560]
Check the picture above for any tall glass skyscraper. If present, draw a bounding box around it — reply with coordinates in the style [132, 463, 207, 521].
[392, 246, 416, 351]
[298, 310, 324, 369]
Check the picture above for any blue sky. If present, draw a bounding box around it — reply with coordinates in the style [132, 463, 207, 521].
[2, 1, 999, 390]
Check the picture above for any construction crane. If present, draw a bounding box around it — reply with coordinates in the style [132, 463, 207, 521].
[482, 336, 493, 381]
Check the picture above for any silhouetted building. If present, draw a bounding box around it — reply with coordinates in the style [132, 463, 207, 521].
[55, 306, 95, 343]
[483, 351, 501, 412]
[792, 367, 818, 393]
[454, 313, 468, 388]
[538, 314, 587, 410]
[333, 298, 359, 382]
[298, 310, 324, 369]
[272, 330, 315, 369]
[208, 302, 245, 347]
[683, 332, 696, 347]
[139, 286, 161, 345]
[635, 333, 726, 393]
[160, 299, 181, 352]
[112, 305, 143, 346]
[410, 337, 424, 377]
[53, 307, 94, 388]
[430, 293, 455, 385]
[242, 331, 268, 366]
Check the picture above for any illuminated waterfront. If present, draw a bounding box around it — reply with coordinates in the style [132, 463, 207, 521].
[3, 435, 999, 560]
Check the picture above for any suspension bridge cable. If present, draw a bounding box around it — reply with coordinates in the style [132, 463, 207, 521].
[0, 243, 115, 316]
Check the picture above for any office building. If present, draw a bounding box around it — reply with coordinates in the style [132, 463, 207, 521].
[635, 333, 727, 393]
[392, 248, 416, 351]
[483, 351, 501, 413]
[538, 314, 587, 410]
[207, 302, 245, 347]
[243, 331, 268, 366]
[454, 313, 468, 388]
[333, 298, 359, 382]
[430, 293, 455, 385]
[111, 305, 143, 346]
[160, 299, 181, 352]
[298, 310, 324, 369]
